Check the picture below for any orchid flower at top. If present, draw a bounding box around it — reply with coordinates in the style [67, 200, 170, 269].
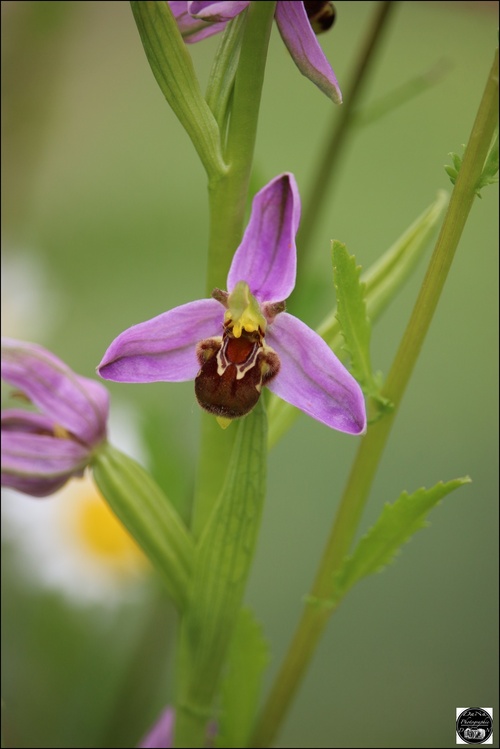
[98, 173, 366, 435]
[170, 0, 342, 103]
[1, 339, 109, 497]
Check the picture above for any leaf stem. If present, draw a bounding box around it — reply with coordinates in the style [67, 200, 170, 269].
[251, 46, 498, 749]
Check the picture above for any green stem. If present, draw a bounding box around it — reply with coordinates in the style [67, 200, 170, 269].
[205, 1, 277, 293]
[91, 442, 194, 611]
[296, 1, 396, 267]
[175, 402, 268, 747]
[251, 46, 498, 749]
[175, 5, 277, 744]
[193, 1, 276, 538]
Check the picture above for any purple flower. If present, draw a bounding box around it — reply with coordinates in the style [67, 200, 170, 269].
[98, 173, 366, 435]
[169, 1, 342, 103]
[138, 707, 174, 748]
[138, 707, 217, 748]
[1, 339, 109, 497]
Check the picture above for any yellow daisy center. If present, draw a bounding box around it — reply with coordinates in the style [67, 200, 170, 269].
[65, 479, 148, 575]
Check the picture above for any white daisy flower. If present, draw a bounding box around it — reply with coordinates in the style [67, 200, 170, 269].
[1, 250, 64, 340]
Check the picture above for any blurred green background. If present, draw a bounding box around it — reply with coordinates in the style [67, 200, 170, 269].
[1, 2, 498, 747]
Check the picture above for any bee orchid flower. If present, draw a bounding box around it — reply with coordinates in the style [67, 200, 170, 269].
[169, 0, 342, 103]
[98, 173, 366, 435]
[1, 339, 109, 497]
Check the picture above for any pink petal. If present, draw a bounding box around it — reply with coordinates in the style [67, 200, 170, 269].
[188, 1, 249, 22]
[138, 707, 175, 748]
[227, 173, 300, 303]
[275, 2, 342, 104]
[169, 1, 229, 42]
[1, 409, 56, 435]
[1, 338, 109, 447]
[1, 431, 89, 497]
[266, 313, 366, 434]
[0, 473, 73, 498]
[98, 298, 223, 383]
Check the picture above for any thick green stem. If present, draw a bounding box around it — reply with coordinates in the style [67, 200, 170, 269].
[252, 47, 498, 748]
[193, 2, 276, 538]
[176, 402, 268, 747]
[204, 1, 276, 293]
[175, 6, 277, 745]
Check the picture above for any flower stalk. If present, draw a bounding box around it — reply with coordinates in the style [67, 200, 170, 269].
[175, 400, 268, 747]
[91, 443, 194, 612]
[251, 45, 499, 749]
[206, 1, 277, 293]
[196, 0, 275, 535]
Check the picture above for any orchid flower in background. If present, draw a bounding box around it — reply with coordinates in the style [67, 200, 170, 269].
[1, 339, 109, 497]
[98, 173, 366, 435]
[138, 707, 217, 749]
[138, 706, 174, 749]
[169, 0, 342, 103]
[1, 399, 150, 606]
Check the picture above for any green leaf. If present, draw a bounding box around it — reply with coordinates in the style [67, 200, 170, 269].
[447, 131, 498, 196]
[446, 148, 464, 186]
[175, 401, 267, 743]
[452, 151, 463, 172]
[357, 190, 448, 322]
[444, 164, 458, 182]
[130, 1, 226, 180]
[216, 608, 269, 749]
[91, 443, 194, 611]
[476, 129, 499, 193]
[206, 14, 246, 136]
[332, 241, 372, 384]
[332, 241, 390, 413]
[332, 477, 471, 605]
[354, 60, 451, 129]
[267, 191, 448, 448]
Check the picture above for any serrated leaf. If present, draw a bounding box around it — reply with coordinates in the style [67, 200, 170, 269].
[268, 192, 448, 448]
[332, 241, 389, 411]
[332, 242, 373, 386]
[216, 608, 269, 748]
[447, 133, 498, 196]
[332, 477, 471, 605]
